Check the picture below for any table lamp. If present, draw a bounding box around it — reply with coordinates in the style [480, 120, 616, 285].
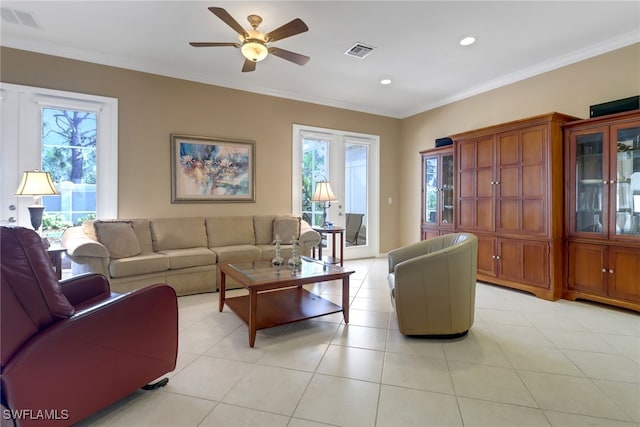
[311, 180, 338, 227]
[15, 170, 59, 232]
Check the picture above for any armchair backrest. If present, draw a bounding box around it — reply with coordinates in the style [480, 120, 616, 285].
[1, 226, 74, 368]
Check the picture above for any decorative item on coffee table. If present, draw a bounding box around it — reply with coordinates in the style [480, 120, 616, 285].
[272, 234, 284, 266]
[288, 239, 301, 267]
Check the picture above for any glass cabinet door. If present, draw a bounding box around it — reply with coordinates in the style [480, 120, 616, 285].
[424, 156, 438, 225]
[613, 124, 640, 237]
[441, 153, 454, 224]
[575, 132, 604, 234]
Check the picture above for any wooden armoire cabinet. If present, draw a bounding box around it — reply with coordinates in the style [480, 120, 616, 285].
[451, 113, 579, 300]
[563, 110, 640, 311]
[420, 146, 455, 240]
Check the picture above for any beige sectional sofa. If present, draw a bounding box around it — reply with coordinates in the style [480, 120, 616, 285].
[61, 215, 320, 296]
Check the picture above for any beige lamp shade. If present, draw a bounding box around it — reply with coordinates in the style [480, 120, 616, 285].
[15, 170, 59, 232]
[311, 181, 338, 202]
[15, 170, 59, 198]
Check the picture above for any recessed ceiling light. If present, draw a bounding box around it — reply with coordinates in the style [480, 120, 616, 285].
[460, 36, 476, 46]
[380, 78, 392, 85]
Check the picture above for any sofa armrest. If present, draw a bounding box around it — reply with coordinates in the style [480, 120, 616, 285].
[60, 273, 110, 307]
[2, 284, 178, 426]
[298, 219, 321, 256]
[62, 226, 109, 258]
[299, 219, 321, 244]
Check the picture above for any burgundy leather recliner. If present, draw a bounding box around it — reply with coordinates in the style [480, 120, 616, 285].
[1, 226, 178, 426]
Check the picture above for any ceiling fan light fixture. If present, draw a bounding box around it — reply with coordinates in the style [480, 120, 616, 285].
[241, 40, 268, 62]
[460, 36, 476, 46]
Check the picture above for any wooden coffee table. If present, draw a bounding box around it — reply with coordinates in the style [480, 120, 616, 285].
[218, 257, 354, 347]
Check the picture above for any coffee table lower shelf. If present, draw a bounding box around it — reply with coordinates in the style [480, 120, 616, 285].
[224, 287, 343, 332]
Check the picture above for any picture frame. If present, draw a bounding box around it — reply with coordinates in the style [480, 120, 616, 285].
[170, 134, 255, 203]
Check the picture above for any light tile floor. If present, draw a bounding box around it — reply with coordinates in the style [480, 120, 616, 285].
[78, 257, 640, 427]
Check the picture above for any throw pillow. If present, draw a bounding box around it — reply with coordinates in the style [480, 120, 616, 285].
[272, 216, 301, 244]
[94, 220, 142, 259]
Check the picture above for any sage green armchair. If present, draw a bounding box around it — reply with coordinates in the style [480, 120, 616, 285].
[387, 233, 478, 337]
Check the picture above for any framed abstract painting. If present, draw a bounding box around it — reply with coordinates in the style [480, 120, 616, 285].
[170, 134, 255, 203]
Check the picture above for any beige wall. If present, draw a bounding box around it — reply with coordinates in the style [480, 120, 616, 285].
[0, 47, 402, 252]
[2, 43, 639, 252]
[400, 43, 640, 246]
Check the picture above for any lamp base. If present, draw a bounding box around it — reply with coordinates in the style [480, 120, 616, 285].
[27, 205, 45, 231]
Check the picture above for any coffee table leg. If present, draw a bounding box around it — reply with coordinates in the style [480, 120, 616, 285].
[219, 269, 226, 312]
[249, 289, 257, 347]
[342, 276, 350, 324]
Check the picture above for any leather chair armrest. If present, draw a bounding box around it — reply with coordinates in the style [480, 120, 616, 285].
[60, 273, 110, 307]
[388, 239, 432, 273]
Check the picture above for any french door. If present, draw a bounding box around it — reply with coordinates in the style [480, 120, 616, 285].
[0, 83, 118, 228]
[292, 124, 379, 259]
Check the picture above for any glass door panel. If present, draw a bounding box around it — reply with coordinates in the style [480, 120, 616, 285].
[441, 154, 454, 225]
[344, 142, 368, 247]
[424, 156, 438, 225]
[614, 125, 640, 236]
[575, 133, 604, 233]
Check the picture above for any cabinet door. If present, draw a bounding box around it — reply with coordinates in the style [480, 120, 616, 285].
[496, 126, 548, 236]
[568, 127, 609, 239]
[440, 152, 454, 226]
[421, 227, 440, 241]
[610, 120, 640, 241]
[567, 243, 607, 296]
[423, 154, 439, 227]
[498, 239, 550, 288]
[477, 235, 497, 277]
[457, 137, 494, 232]
[608, 246, 640, 303]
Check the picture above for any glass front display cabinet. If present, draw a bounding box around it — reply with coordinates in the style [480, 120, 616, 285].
[421, 146, 454, 240]
[564, 110, 640, 312]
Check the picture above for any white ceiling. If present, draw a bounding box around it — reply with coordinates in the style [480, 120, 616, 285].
[1, 1, 639, 118]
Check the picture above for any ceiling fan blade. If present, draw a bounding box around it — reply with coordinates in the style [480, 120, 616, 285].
[189, 42, 240, 48]
[268, 47, 310, 66]
[265, 18, 308, 42]
[208, 7, 248, 37]
[242, 59, 257, 73]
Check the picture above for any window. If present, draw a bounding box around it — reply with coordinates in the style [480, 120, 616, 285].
[0, 83, 118, 231]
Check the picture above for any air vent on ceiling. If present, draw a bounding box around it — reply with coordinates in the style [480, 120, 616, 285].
[1, 8, 38, 28]
[345, 43, 374, 59]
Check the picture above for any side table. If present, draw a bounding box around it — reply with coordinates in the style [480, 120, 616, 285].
[312, 226, 345, 266]
[47, 247, 67, 280]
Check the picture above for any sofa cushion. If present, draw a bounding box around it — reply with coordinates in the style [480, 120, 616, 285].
[108, 253, 170, 278]
[94, 220, 142, 259]
[152, 218, 207, 251]
[206, 216, 254, 247]
[158, 247, 217, 270]
[210, 245, 261, 263]
[254, 215, 277, 245]
[273, 216, 301, 244]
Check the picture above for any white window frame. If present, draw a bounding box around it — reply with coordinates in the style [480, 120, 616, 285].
[0, 83, 118, 224]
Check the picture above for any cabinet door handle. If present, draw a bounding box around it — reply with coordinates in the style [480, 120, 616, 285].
[603, 180, 608, 184]
[609, 269, 614, 274]
[609, 180, 615, 184]
[602, 268, 607, 273]
[495, 255, 501, 260]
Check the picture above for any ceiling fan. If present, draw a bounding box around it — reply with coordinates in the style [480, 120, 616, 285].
[190, 7, 310, 73]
